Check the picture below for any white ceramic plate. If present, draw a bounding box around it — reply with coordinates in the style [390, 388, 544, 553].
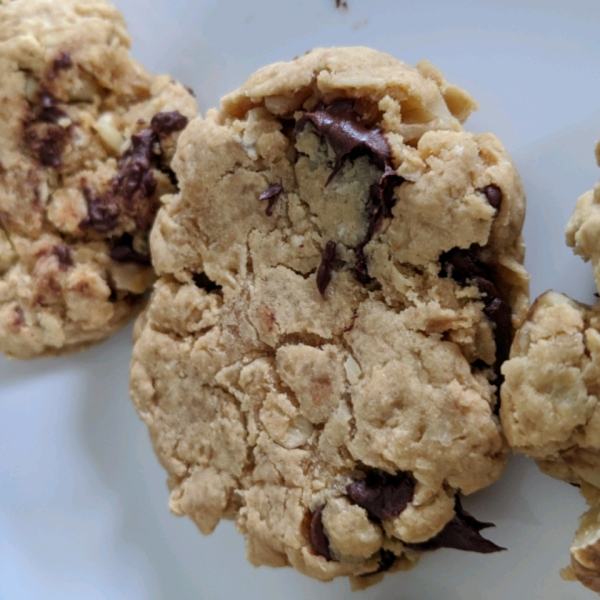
[2, 1, 600, 598]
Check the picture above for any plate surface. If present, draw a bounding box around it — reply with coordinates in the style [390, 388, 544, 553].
[2, 0, 600, 598]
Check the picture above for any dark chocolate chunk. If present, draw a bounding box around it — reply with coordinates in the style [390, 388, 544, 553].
[258, 183, 283, 216]
[440, 246, 512, 370]
[346, 469, 414, 522]
[37, 92, 67, 124]
[403, 496, 504, 554]
[316, 240, 337, 299]
[297, 99, 391, 184]
[309, 505, 332, 561]
[360, 549, 396, 577]
[24, 125, 67, 167]
[52, 245, 72, 270]
[150, 111, 189, 136]
[110, 233, 151, 265]
[192, 272, 222, 293]
[80, 184, 121, 233]
[114, 129, 157, 201]
[47, 51, 73, 80]
[479, 184, 502, 211]
[79, 122, 166, 233]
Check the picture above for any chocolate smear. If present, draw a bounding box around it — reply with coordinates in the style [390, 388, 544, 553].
[52, 245, 72, 270]
[47, 51, 73, 80]
[258, 183, 283, 216]
[354, 167, 404, 284]
[150, 111, 189, 136]
[403, 496, 504, 554]
[192, 273, 222, 293]
[346, 469, 414, 522]
[479, 184, 502, 211]
[297, 100, 404, 288]
[297, 99, 391, 184]
[316, 240, 337, 299]
[110, 233, 151, 265]
[309, 505, 332, 561]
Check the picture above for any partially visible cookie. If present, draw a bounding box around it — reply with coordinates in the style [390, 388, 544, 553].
[130, 47, 528, 585]
[0, 0, 197, 358]
[563, 484, 600, 594]
[501, 143, 600, 593]
[501, 291, 600, 485]
[566, 141, 600, 292]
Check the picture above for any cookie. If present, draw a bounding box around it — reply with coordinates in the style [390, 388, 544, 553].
[130, 47, 528, 585]
[566, 140, 600, 291]
[501, 145, 600, 592]
[501, 291, 600, 482]
[0, 0, 197, 358]
[562, 484, 600, 594]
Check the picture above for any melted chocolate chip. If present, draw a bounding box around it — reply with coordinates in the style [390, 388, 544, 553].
[47, 52, 73, 80]
[346, 469, 414, 522]
[115, 129, 157, 203]
[317, 240, 337, 299]
[192, 273, 222, 293]
[37, 92, 67, 124]
[479, 184, 502, 211]
[110, 233, 151, 265]
[79, 119, 171, 233]
[309, 505, 332, 560]
[403, 496, 504, 554]
[297, 100, 404, 288]
[80, 184, 120, 233]
[297, 99, 391, 184]
[52, 245, 72, 270]
[259, 183, 283, 216]
[440, 246, 512, 370]
[24, 126, 67, 167]
[150, 111, 189, 136]
[354, 167, 404, 284]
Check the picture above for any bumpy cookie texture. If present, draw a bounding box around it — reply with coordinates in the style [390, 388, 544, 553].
[561, 484, 600, 594]
[500, 292, 600, 593]
[130, 47, 528, 584]
[501, 291, 600, 486]
[566, 140, 600, 293]
[0, 0, 197, 358]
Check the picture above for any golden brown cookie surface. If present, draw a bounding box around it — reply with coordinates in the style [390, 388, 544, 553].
[0, 0, 197, 358]
[131, 47, 528, 584]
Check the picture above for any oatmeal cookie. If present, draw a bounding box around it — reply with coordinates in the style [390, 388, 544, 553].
[501, 143, 600, 593]
[130, 47, 528, 585]
[566, 140, 600, 292]
[0, 0, 197, 358]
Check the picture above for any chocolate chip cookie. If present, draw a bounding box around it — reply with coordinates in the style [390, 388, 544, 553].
[130, 47, 528, 585]
[502, 296, 600, 593]
[501, 145, 600, 593]
[0, 0, 197, 358]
